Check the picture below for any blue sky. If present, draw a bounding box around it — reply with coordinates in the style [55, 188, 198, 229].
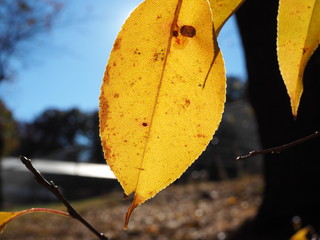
[0, 0, 246, 122]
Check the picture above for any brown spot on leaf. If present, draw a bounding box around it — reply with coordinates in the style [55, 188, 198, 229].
[133, 48, 141, 55]
[197, 134, 206, 138]
[148, 191, 155, 196]
[173, 36, 187, 49]
[99, 93, 110, 130]
[153, 52, 159, 61]
[113, 62, 117, 66]
[142, 122, 148, 127]
[114, 93, 120, 98]
[153, 49, 165, 62]
[181, 98, 191, 109]
[160, 49, 165, 60]
[180, 25, 196, 38]
[173, 30, 179, 37]
[103, 65, 111, 84]
[113, 38, 122, 50]
[105, 146, 112, 159]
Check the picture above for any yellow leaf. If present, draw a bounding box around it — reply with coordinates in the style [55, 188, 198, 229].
[0, 208, 69, 234]
[290, 227, 310, 240]
[99, 0, 226, 229]
[277, 0, 320, 116]
[209, 0, 245, 34]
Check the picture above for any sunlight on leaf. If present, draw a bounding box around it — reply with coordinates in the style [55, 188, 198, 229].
[277, 0, 320, 116]
[99, 0, 226, 229]
[0, 208, 69, 234]
[290, 227, 310, 240]
[209, 0, 245, 34]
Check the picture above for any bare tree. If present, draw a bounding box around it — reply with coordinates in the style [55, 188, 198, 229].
[0, 0, 63, 209]
[0, 0, 62, 82]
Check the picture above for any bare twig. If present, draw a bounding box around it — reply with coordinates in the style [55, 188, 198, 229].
[236, 131, 320, 160]
[19, 156, 109, 240]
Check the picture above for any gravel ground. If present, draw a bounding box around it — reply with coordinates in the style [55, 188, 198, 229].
[1, 175, 263, 240]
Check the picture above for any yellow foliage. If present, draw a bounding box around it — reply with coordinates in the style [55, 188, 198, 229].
[0, 209, 69, 234]
[277, 0, 320, 116]
[209, 0, 245, 34]
[290, 227, 311, 240]
[99, 0, 226, 229]
[0, 212, 21, 233]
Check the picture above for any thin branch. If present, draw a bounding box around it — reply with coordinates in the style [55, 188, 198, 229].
[236, 131, 320, 161]
[19, 156, 109, 240]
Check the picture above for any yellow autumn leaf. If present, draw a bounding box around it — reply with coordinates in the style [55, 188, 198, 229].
[277, 0, 320, 116]
[209, 0, 245, 34]
[0, 208, 69, 234]
[99, 0, 226, 229]
[290, 227, 311, 240]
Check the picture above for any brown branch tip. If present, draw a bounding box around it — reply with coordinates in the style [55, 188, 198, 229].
[19, 156, 109, 240]
[236, 131, 320, 161]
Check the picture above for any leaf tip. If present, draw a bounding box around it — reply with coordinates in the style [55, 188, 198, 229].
[123, 194, 144, 230]
[123, 203, 137, 230]
[291, 100, 299, 119]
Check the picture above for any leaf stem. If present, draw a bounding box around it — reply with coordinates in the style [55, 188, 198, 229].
[19, 156, 109, 240]
[21, 208, 70, 217]
[236, 131, 320, 160]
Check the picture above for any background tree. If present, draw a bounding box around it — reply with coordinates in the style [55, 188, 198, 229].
[0, 0, 62, 82]
[0, 100, 19, 157]
[15, 108, 90, 161]
[86, 111, 105, 163]
[0, 0, 63, 207]
[11, 108, 105, 163]
[0, 100, 19, 208]
[228, 0, 320, 239]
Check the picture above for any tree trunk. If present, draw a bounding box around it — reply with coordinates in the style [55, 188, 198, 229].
[232, 0, 320, 239]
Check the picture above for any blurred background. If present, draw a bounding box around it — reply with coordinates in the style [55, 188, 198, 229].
[0, 1, 263, 239]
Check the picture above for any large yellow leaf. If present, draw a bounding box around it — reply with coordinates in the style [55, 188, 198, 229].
[0, 208, 69, 234]
[277, 0, 320, 116]
[99, 0, 226, 228]
[209, 0, 245, 34]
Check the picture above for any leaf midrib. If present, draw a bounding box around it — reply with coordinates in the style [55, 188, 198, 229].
[134, 0, 184, 193]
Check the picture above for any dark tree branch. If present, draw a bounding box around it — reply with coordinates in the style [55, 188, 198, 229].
[236, 131, 320, 160]
[19, 156, 109, 240]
